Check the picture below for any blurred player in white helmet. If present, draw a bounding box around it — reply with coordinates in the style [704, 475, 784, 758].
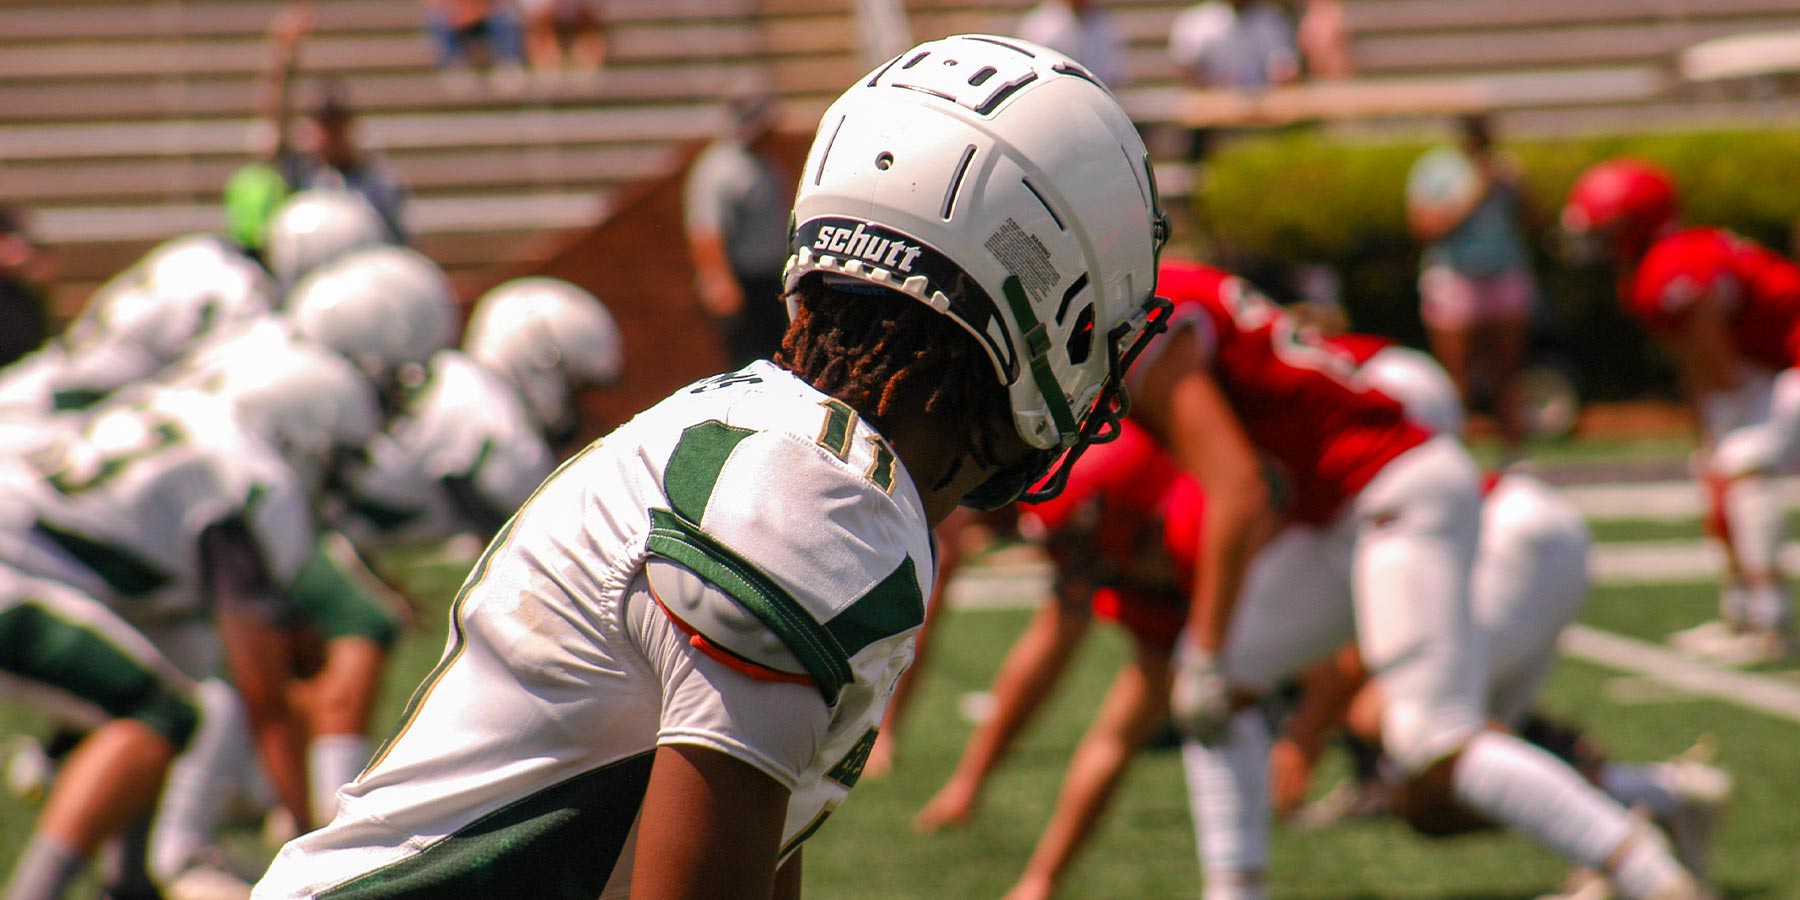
[0, 340, 379, 899]
[284, 244, 458, 409]
[280, 277, 622, 829]
[1130, 260, 1706, 900]
[139, 249, 453, 863]
[463, 276, 623, 449]
[0, 234, 276, 417]
[262, 188, 392, 291]
[253, 33, 1170, 899]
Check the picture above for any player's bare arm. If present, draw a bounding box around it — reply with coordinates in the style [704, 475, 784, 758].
[632, 744, 791, 900]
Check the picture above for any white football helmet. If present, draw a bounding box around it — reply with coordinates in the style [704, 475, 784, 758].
[1361, 345, 1465, 438]
[218, 338, 382, 494]
[464, 277, 623, 436]
[71, 234, 275, 360]
[286, 245, 458, 391]
[264, 188, 390, 290]
[785, 34, 1170, 507]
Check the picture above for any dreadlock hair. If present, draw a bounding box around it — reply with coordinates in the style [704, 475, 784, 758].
[776, 276, 1013, 489]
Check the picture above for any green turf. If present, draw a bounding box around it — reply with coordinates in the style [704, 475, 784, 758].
[5, 543, 1799, 898]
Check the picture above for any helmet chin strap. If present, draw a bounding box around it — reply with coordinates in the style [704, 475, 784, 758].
[961, 292, 1172, 511]
[999, 275, 1079, 443]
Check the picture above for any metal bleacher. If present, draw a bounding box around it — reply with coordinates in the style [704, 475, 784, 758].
[6, 0, 1800, 312]
[0, 0, 866, 309]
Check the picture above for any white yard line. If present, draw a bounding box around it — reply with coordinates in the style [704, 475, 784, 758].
[1560, 476, 1800, 520]
[1559, 625, 1800, 724]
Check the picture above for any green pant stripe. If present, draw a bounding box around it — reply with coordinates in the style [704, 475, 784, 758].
[320, 752, 655, 900]
[0, 601, 198, 748]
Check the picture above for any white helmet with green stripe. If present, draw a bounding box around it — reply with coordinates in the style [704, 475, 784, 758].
[784, 34, 1170, 507]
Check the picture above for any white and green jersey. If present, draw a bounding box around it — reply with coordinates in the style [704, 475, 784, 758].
[255, 361, 934, 900]
[335, 350, 552, 549]
[0, 256, 273, 415]
[0, 387, 312, 626]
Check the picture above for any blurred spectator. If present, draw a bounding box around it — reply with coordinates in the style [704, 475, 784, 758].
[1018, 0, 1127, 87]
[424, 0, 528, 94]
[1298, 0, 1353, 79]
[520, 0, 606, 86]
[1406, 114, 1538, 452]
[259, 4, 410, 244]
[1168, 0, 1299, 89]
[0, 205, 51, 366]
[682, 92, 792, 370]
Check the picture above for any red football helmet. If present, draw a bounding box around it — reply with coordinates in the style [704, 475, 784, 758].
[1561, 158, 1679, 262]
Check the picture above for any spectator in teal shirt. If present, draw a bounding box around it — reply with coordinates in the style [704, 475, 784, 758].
[1407, 114, 1538, 453]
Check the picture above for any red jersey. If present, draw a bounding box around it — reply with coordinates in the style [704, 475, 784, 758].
[1020, 419, 1200, 650]
[1148, 261, 1429, 525]
[1627, 227, 1800, 371]
[1322, 332, 1395, 367]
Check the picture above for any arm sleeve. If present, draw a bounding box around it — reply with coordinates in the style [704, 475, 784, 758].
[683, 146, 734, 236]
[626, 565, 830, 789]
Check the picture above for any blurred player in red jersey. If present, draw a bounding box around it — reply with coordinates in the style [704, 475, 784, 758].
[913, 422, 1230, 900]
[1133, 260, 1706, 900]
[1564, 159, 1800, 665]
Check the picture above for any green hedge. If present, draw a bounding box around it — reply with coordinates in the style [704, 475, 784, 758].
[1186, 129, 1800, 401]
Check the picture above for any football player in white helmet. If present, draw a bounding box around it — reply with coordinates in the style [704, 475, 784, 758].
[286, 244, 458, 409]
[263, 188, 391, 291]
[254, 34, 1168, 900]
[464, 276, 623, 449]
[0, 340, 379, 896]
[287, 279, 620, 829]
[0, 234, 276, 416]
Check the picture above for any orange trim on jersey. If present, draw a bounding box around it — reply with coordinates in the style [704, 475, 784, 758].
[650, 594, 818, 687]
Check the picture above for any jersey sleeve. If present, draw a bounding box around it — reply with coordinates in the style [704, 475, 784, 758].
[626, 565, 830, 789]
[644, 420, 931, 707]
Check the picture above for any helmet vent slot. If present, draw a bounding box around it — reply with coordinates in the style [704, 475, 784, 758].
[901, 50, 931, 69]
[867, 53, 904, 86]
[1056, 272, 1089, 324]
[1065, 304, 1095, 365]
[968, 66, 998, 86]
[974, 73, 1038, 115]
[941, 144, 977, 220]
[813, 115, 846, 186]
[1021, 178, 1065, 231]
[1052, 61, 1103, 88]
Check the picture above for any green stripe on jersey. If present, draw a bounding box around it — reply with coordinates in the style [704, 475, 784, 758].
[823, 557, 923, 660]
[31, 521, 172, 597]
[0, 600, 198, 748]
[319, 752, 654, 900]
[647, 507, 852, 705]
[664, 421, 757, 522]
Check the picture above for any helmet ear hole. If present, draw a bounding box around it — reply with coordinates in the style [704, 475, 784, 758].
[1065, 304, 1095, 365]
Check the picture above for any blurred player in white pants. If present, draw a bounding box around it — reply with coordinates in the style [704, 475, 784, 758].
[1564, 158, 1800, 664]
[1134, 261, 1706, 900]
[0, 341, 379, 899]
[1269, 342, 1730, 890]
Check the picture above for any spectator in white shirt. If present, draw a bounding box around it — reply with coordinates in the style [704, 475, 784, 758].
[1018, 0, 1128, 88]
[1168, 0, 1299, 89]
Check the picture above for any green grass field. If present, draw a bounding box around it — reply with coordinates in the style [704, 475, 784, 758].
[5, 529, 1800, 898]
